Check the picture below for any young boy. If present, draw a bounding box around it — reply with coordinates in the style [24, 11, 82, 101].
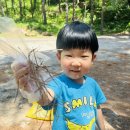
[12, 21, 107, 130]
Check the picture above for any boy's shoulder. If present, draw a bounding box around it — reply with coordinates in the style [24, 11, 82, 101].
[48, 73, 66, 84]
[52, 73, 68, 83]
[84, 75, 98, 83]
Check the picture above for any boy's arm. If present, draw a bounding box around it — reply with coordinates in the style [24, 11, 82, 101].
[38, 87, 55, 106]
[96, 105, 106, 130]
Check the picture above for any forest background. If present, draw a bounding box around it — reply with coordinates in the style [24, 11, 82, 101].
[0, 0, 130, 36]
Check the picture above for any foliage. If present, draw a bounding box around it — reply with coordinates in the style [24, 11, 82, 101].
[0, 0, 129, 35]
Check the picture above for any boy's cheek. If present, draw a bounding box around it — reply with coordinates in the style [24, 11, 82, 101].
[61, 64, 68, 71]
[61, 59, 69, 66]
[60, 63, 69, 72]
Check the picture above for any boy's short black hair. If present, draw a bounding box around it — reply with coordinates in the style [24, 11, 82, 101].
[56, 21, 99, 54]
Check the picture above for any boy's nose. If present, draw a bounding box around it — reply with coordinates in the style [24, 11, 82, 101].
[71, 60, 81, 67]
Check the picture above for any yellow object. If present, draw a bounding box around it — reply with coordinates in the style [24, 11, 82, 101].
[26, 102, 54, 121]
[66, 117, 95, 130]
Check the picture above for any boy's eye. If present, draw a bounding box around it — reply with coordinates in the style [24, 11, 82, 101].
[81, 55, 89, 58]
[65, 55, 72, 57]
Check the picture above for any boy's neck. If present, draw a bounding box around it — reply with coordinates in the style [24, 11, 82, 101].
[72, 76, 86, 84]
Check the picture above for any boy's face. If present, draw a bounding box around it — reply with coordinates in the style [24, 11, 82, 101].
[57, 49, 96, 83]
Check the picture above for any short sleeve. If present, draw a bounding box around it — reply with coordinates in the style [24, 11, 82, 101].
[94, 80, 107, 105]
[47, 78, 62, 99]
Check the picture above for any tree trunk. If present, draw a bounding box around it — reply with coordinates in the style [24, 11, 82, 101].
[19, 0, 23, 20]
[30, 0, 37, 18]
[30, 0, 33, 18]
[11, 0, 15, 13]
[42, 0, 47, 24]
[0, 0, 5, 16]
[83, 3, 87, 22]
[128, 0, 130, 6]
[23, 0, 26, 16]
[58, 0, 61, 13]
[72, 0, 75, 21]
[4, 0, 9, 15]
[47, 0, 50, 6]
[100, 0, 105, 35]
[65, 0, 69, 24]
[90, 0, 94, 26]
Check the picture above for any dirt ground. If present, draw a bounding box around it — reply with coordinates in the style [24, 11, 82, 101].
[0, 36, 130, 130]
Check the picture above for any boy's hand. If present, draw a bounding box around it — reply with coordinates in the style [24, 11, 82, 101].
[11, 62, 29, 91]
[11, 61, 55, 105]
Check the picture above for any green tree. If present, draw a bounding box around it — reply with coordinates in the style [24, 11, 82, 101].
[90, 0, 94, 26]
[19, 0, 23, 20]
[100, 0, 105, 34]
[0, 0, 5, 16]
[72, 0, 76, 21]
[66, 0, 69, 23]
[30, 0, 37, 18]
[4, 0, 9, 15]
[58, 0, 61, 13]
[11, 0, 15, 14]
[42, 0, 47, 24]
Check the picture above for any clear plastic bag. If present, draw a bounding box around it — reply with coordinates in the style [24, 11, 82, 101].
[11, 51, 52, 103]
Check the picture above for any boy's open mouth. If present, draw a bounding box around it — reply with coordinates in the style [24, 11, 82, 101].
[70, 69, 81, 73]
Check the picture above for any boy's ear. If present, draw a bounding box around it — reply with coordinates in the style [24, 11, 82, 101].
[92, 54, 96, 61]
[56, 52, 61, 61]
